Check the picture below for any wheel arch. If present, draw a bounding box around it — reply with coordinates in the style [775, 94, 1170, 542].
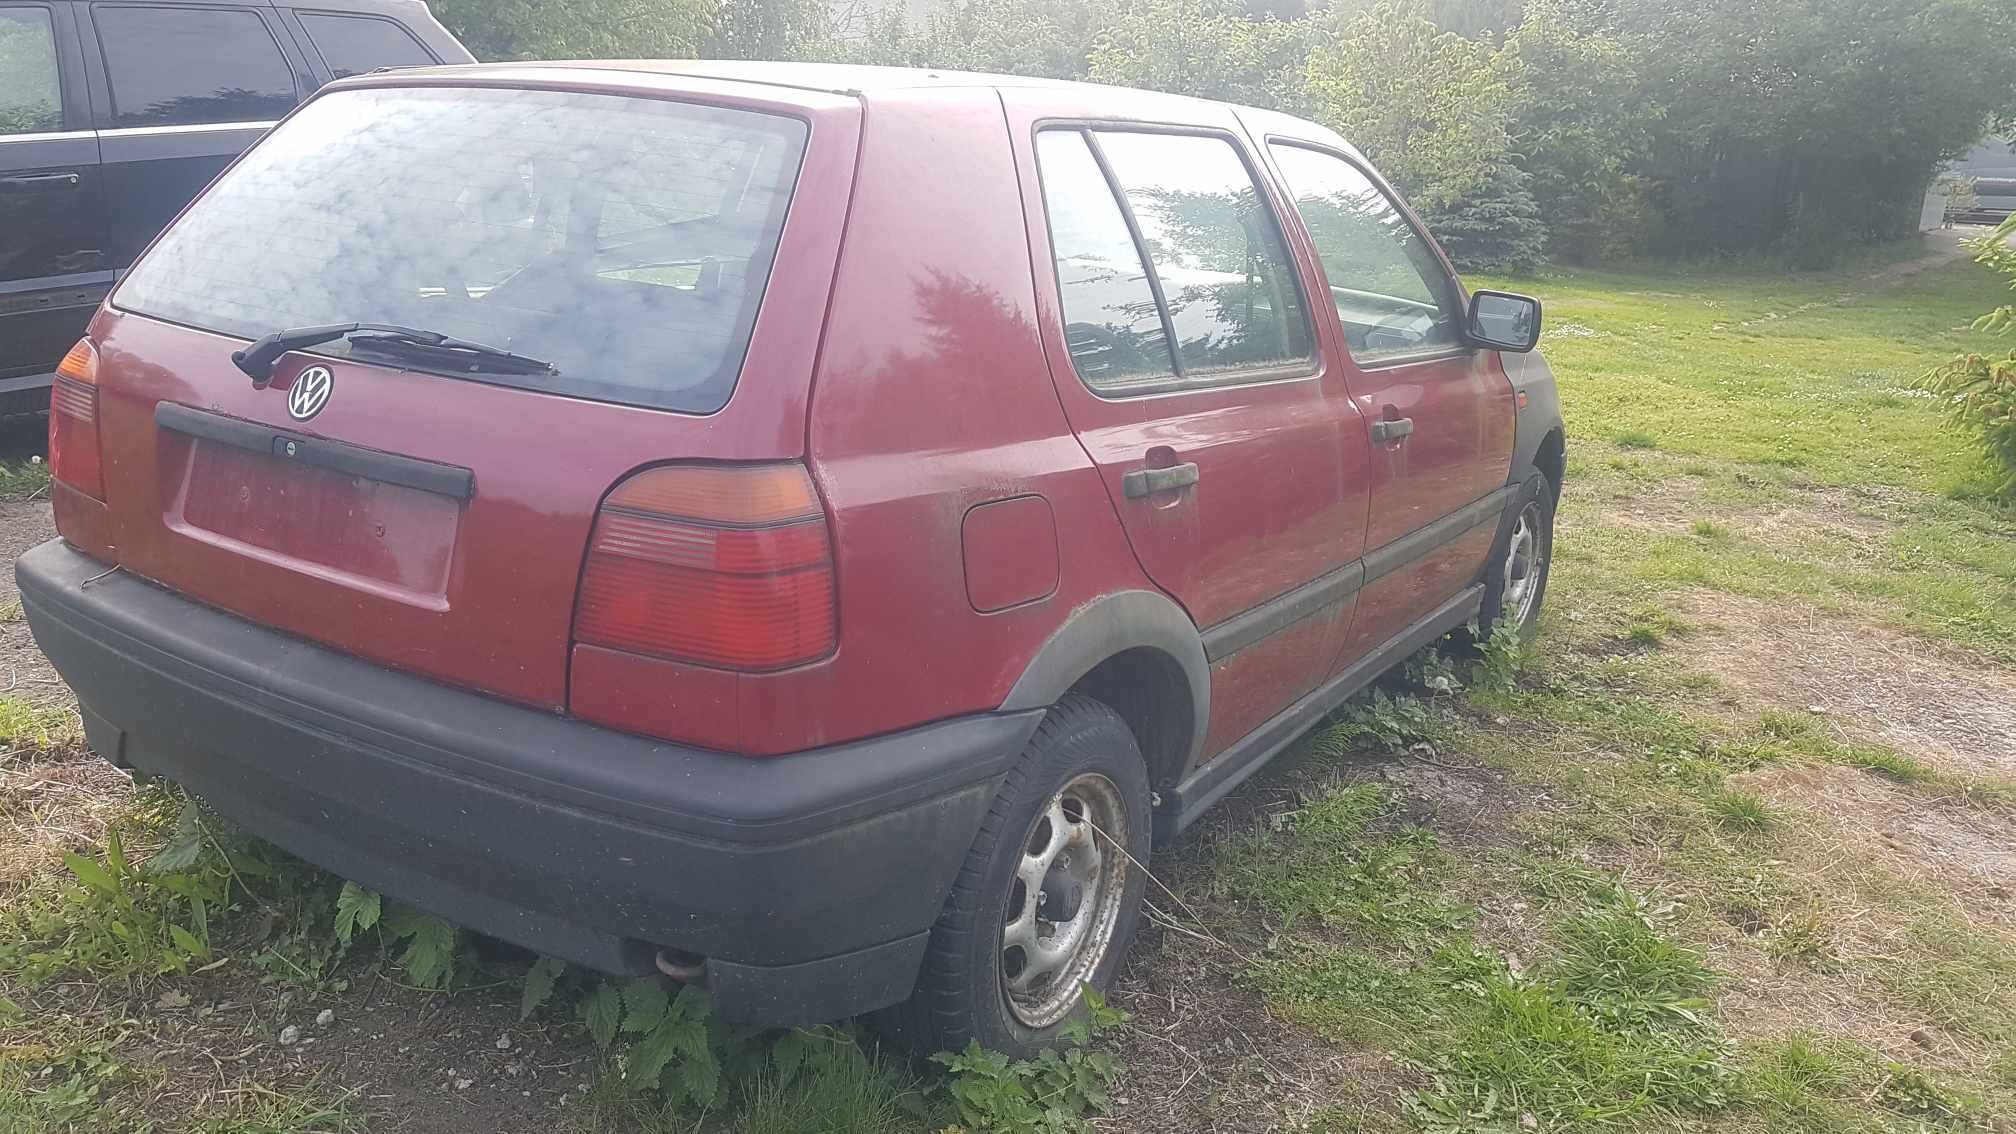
[1000, 590, 1208, 792]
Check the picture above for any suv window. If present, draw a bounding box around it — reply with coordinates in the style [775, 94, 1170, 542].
[95, 4, 296, 127]
[1035, 129, 1176, 389]
[115, 86, 808, 414]
[299, 12, 432, 80]
[1269, 143, 1463, 363]
[0, 7, 62, 135]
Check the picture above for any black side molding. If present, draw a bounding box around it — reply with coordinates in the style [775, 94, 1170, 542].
[1199, 485, 1512, 664]
[1362, 487, 1514, 585]
[155, 401, 475, 501]
[1159, 582, 1485, 840]
[1201, 561, 1364, 663]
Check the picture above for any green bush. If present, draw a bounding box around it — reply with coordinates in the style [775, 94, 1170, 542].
[1422, 159, 1547, 273]
[1918, 216, 2016, 499]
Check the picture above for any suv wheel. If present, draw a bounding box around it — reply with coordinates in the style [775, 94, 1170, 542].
[1477, 472, 1556, 645]
[894, 695, 1150, 1057]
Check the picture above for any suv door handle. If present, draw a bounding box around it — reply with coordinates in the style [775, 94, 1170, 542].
[1370, 417, 1415, 443]
[0, 172, 81, 193]
[1122, 462, 1200, 499]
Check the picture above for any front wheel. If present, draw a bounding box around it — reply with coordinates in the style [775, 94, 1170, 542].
[891, 695, 1150, 1058]
[1477, 472, 1556, 645]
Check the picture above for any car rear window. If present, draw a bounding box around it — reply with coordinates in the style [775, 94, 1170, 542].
[115, 85, 808, 414]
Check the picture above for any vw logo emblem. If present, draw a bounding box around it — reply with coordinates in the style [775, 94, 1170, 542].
[288, 366, 334, 422]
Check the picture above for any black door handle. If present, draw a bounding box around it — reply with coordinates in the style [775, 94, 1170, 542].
[1123, 461, 1200, 499]
[1371, 416, 1415, 443]
[0, 172, 81, 193]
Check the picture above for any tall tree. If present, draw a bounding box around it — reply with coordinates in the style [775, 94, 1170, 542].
[1302, 0, 1521, 213]
[1499, 0, 1655, 261]
[1088, 0, 1311, 108]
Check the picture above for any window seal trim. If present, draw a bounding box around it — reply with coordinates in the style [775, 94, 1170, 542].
[1032, 118, 1321, 402]
[0, 129, 93, 144]
[97, 119, 279, 138]
[1264, 135, 1474, 370]
[1080, 128, 1184, 381]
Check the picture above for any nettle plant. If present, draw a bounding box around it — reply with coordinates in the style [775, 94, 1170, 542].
[1919, 214, 2016, 499]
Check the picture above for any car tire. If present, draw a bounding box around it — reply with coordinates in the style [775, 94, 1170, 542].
[888, 694, 1151, 1059]
[1476, 472, 1556, 646]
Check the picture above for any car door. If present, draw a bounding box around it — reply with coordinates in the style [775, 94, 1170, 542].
[1257, 133, 1515, 665]
[0, 0, 105, 397]
[79, 1, 308, 276]
[1007, 97, 1372, 763]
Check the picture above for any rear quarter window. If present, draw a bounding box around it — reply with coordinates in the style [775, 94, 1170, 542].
[114, 86, 809, 414]
[298, 12, 434, 79]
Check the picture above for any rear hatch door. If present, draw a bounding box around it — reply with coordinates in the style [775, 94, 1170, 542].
[90, 74, 858, 708]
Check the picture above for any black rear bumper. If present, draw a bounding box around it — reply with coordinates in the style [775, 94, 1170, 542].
[17, 539, 1038, 1026]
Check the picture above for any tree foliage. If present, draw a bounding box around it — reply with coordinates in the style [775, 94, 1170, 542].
[425, 0, 2016, 269]
[1302, 0, 1520, 216]
[707, 0, 829, 60]
[1087, 0, 1311, 108]
[1918, 216, 2016, 499]
[1422, 159, 1547, 274]
[428, 0, 715, 60]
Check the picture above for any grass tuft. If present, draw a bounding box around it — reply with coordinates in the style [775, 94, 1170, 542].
[1708, 789, 1774, 832]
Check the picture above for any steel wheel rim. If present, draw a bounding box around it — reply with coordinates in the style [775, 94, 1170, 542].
[999, 772, 1130, 1029]
[1503, 503, 1544, 627]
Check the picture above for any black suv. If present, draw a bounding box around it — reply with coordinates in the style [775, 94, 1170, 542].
[0, 0, 471, 412]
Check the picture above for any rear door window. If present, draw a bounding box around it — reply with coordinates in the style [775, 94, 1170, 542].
[0, 6, 62, 135]
[298, 12, 433, 79]
[114, 86, 809, 414]
[1034, 130, 1177, 389]
[1268, 143, 1465, 364]
[1035, 126, 1314, 395]
[94, 4, 296, 127]
[1093, 131, 1314, 379]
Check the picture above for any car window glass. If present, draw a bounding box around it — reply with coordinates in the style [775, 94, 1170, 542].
[299, 12, 432, 80]
[115, 86, 808, 415]
[1093, 130, 1313, 378]
[1269, 143, 1463, 363]
[1035, 129, 1177, 390]
[95, 5, 295, 127]
[0, 8, 62, 135]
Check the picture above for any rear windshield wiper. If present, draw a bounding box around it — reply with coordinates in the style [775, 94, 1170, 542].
[232, 323, 558, 386]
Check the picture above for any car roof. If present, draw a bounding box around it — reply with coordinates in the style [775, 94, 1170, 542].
[393, 58, 1231, 112]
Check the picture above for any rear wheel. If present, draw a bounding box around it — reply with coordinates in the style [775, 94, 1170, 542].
[1477, 472, 1555, 645]
[892, 695, 1150, 1057]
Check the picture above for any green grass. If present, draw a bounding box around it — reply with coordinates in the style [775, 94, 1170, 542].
[1479, 252, 2016, 663]
[1255, 889, 1732, 1128]
[0, 459, 49, 502]
[0, 696, 76, 752]
[1229, 244, 2016, 1130]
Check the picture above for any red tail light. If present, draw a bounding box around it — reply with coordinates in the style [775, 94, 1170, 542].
[574, 464, 837, 672]
[48, 339, 105, 501]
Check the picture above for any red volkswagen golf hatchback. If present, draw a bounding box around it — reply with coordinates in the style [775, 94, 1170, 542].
[19, 61, 1563, 1055]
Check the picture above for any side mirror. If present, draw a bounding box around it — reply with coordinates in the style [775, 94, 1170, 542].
[1466, 289, 1543, 353]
